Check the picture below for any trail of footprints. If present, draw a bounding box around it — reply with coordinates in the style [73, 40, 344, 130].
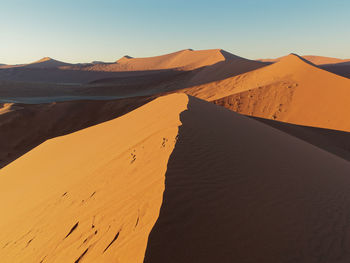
[130, 136, 172, 164]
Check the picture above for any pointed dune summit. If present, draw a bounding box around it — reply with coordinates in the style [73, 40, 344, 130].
[1, 94, 350, 262]
[24, 57, 71, 68]
[185, 53, 350, 131]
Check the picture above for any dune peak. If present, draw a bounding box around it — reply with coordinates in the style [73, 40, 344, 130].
[116, 55, 134, 63]
[35, 57, 53, 63]
[277, 53, 315, 66]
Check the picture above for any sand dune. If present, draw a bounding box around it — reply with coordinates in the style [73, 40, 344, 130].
[2, 94, 350, 262]
[259, 55, 350, 78]
[184, 54, 350, 131]
[80, 49, 240, 72]
[0, 49, 266, 97]
[259, 55, 350, 65]
[24, 57, 72, 68]
[0, 94, 187, 263]
[0, 57, 71, 69]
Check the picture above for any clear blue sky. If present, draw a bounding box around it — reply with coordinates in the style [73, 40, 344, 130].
[1, 0, 349, 64]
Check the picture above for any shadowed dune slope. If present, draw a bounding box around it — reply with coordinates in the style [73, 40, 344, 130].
[250, 116, 350, 162]
[0, 94, 188, 263]
[144, 95, 350, 263]
[185, 54, 350, 131]
[320, 62, 350, 79]
[0, 95, 154, 169]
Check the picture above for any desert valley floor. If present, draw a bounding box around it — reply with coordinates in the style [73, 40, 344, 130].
[1, 49, 350, 262]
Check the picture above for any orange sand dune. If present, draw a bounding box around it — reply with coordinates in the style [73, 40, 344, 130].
[184, 54, 350, 131]
[0, 57, 71, 69]
[259, 55, 350, 65]
[0, 94, 187, 263]
[78, 49, 251, 72]
[0, 49, 266, 90]
[2, 94, 350, 262]
[23, 57, 72, 68]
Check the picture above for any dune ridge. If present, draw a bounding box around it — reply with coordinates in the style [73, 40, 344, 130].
[0, 94, 188, 263]
[144, 95, 350, 263]
[184, 53, 350, 131]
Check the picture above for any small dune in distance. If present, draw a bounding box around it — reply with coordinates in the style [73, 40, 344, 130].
[1, 48, 350, 263]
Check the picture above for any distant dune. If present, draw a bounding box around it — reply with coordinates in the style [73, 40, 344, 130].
[258, 55, 350, 79]
[259, 55, 350, 65]
[2, 94, 350, 262]
[82, 49, 240, 71]
[23, 57, 72, 69]
[0, 49, 267, 97]
[184, 54, 350, 131]
[0, 57, 71, 69]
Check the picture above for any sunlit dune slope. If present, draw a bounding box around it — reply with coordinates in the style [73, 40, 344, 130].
[184, 54, 350, 131]
[0, 94, 188, 263]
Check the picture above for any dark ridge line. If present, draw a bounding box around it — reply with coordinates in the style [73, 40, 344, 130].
[135, 216, 139, 228]
[65, 222, 79, 239]
[25, 238, 34, 248]
[74, 248, 89, 263]
[103, 232, 120, 253]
